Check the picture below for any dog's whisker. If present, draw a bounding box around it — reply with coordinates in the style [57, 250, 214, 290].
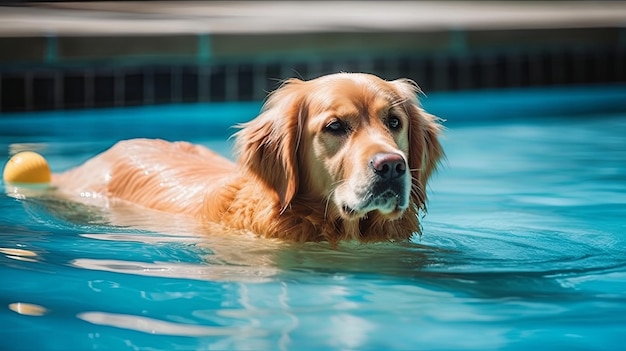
[323, 179, 348, 221]
[409, 180, 426, 202]
[323, 191, 333, 221]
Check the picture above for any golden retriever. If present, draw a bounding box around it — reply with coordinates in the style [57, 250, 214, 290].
[53, 73, 444, 245]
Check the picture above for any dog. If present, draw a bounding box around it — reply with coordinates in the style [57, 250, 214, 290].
[53, 73, 444, 245]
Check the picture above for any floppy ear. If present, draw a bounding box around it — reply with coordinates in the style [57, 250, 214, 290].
[391, 79, 444, 212]
[234, 78, 306, 213]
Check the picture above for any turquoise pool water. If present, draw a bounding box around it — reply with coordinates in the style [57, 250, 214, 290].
[1, 87, 625, 350]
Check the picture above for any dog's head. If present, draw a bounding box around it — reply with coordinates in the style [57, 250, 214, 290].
[236, 73, 443, 233]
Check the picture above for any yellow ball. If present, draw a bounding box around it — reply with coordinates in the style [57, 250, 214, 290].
[3, 151, 51, 184]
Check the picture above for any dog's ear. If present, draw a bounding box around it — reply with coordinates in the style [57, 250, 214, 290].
[235, 78, 306, 213]
[391, 79, 444, 212]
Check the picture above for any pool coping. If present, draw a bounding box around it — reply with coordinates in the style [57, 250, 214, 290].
[3, 1, 626, 35]
[1, 1, 626, 65]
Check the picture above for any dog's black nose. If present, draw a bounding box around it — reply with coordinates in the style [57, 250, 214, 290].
[370, 153, 406, 180]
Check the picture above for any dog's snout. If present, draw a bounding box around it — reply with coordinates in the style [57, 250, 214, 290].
[370, 153, 406, 180]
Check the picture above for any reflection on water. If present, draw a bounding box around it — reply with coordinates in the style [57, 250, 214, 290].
[78, 311, 268, 337]
[71, 257, 279, 283]
[8, 302, 48, 316]
[1, 115, 625, 350]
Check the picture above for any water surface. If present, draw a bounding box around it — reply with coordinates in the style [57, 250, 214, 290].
[1, 103, 625, 350]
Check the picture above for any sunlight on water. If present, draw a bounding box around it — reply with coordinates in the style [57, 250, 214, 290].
[77, 311, 268, 337]
[8, 302, 48, 317]
[1, 111, 625, 350]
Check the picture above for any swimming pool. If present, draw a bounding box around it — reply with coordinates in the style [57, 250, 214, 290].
[1, 86, 625, 350]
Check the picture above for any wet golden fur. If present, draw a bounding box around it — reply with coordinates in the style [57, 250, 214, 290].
[53, 73, 443, 245]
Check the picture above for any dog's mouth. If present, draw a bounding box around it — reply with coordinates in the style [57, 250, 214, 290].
[338, 188, 408, 220]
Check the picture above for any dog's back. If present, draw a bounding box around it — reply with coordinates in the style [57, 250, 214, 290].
[53, 139, 236, 216]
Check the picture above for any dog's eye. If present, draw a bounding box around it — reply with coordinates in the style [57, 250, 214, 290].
[387, 116, 402, 130]
[325, 120, 349, 135]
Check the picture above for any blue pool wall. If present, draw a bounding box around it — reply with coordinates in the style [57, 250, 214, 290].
[1, 26, 625, 113]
